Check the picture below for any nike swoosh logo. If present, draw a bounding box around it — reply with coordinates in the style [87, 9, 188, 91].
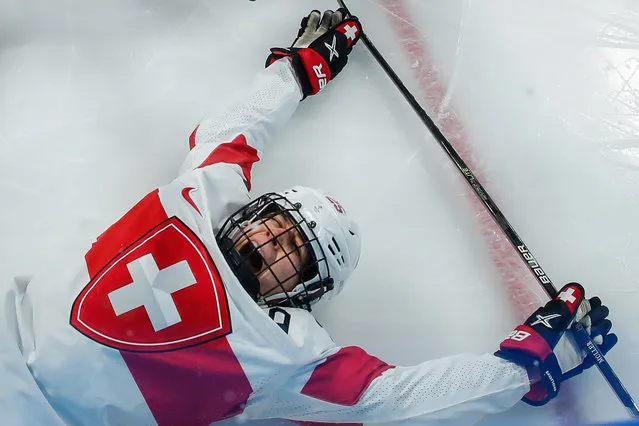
[181, 187, 202, 216]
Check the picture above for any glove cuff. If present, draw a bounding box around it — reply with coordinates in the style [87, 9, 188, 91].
[291, 48, 331, 98]
[265, 48, 293, 68]
[265, 47, 326, 99]
[495, 348, 562, 406]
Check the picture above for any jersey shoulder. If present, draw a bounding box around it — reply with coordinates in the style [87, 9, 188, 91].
[263, 306, 337, 359]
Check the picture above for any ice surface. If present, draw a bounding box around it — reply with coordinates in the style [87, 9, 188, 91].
[2, 0, 639, 425]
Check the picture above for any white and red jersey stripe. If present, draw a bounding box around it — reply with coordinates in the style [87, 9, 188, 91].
[1, 58, 530, 426]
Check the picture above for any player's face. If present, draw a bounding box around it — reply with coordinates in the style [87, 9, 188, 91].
[233, 213, 310, 296]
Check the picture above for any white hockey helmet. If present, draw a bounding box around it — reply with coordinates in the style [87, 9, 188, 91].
[277, 186, 361, 301]
[216, 186, 361, 310]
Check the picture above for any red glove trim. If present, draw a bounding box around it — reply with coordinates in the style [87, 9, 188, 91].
[499, 325, 553, 361]
[295, 48, 332, 96]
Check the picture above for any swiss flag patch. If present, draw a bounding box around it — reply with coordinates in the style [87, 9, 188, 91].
[557, 284, 584, 314]
[71, 217, 231, 352]
[336, 21, 360, 47]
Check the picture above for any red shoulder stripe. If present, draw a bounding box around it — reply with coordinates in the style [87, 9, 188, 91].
[301, 346, 393, 406]
[197, 134, 259, 190]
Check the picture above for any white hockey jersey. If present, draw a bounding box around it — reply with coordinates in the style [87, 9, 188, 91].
[0, 58, 531, 426]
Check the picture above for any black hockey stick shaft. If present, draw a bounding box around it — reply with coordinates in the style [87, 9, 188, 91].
[337, 0, 639, 416]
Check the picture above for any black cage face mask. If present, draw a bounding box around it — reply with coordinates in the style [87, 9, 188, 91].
[216, 193, 333, 311]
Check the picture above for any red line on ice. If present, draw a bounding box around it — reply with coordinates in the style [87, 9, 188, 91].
[380, 0, 582, 423]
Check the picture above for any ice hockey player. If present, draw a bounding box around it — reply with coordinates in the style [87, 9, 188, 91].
[0, 8, 617, 426]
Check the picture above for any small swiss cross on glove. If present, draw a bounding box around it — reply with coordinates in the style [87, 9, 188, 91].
[495, 283, 618, 406]
[266, 9, 362, 98]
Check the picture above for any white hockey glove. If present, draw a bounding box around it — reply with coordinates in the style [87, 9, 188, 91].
[495, 283, 617, 406]
[265, 9, 362, 98]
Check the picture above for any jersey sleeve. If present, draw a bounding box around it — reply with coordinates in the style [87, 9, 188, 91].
[178, 57, 304, 191]
[251, 350, 530, 425]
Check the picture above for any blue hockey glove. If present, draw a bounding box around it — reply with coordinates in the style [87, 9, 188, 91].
[495, 283, 617, 406]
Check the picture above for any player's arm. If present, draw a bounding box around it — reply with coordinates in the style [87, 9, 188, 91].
[247, 284, 616, 424]
[241, 309, 528, 424]
[179, 9, 362, 191]
[251, 348, 529, 425]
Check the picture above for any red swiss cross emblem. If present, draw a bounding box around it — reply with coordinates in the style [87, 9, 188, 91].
[71, 217, 231, 352]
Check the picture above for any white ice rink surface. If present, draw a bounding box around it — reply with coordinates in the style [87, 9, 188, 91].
[2, 1, 639, 425]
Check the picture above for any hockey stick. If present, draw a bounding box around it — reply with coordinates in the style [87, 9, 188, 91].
[337, 0, 639, 417]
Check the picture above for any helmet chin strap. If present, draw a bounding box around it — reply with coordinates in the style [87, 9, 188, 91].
[260, 276, 335, 310]
[217, 237, 261, 301]
[288, 277, 335, 310]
